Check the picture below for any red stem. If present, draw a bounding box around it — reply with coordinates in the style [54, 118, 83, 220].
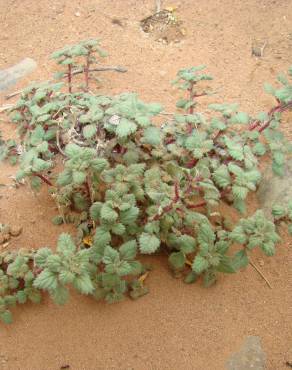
[153, 181, 180, 220]
[68, 64, 72, 93]
[249, 100, 292, 132]
[35, 174, 53, 186]
[186, 200, 207, 209]
[185, 158, 199, 168]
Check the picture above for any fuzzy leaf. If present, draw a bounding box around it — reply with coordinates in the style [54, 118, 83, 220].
[225, 137, 244, 160]
[192, 255, 209, 274]
[73, 274, 94, 294]
[0, 311, 12, 324]
[83, 124, 97, 139]
[116, 118, 137, 137]
[139, 233, 160, 254]
[179, 235, 197, 254]
[100, 204, 118, 222]
[119, 240, 137, 260]
[33, 270, 58, 291]
[143, 127, 161, 146]
[213, 165, 231, 188]
[168, 251, 186, 270]
[51, 285, 70, 305]
[94, 227, 111, 248]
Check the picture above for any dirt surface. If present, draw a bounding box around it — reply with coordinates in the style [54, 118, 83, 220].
[0, 0, 292, 369]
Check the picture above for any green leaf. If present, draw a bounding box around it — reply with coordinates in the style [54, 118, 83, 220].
[94, 227, 111, 248]
[168, 251, 186, 270]
[57, 169, 72, 186]
[184, 271, 199, 284]
[216, 256, 236, 273]
[253, 142, 266, 156]
[100, 204, 118, 222]
[33, 270, 58, 291]
[57, 233, 76, 256]
[139, 233, 160, 254]
[103, 246, 119, 265]
[116, 118, 137, 137]
[89, 202, 103, 221]
[197, 223, 215, 249]
[203, 270, 217, 287]
[72, 171, 86, 185]
[233, 112, 249, 124]
[0, 310, 12, 324]
[148, 103, 162, 114]
[272, 205, 286, 219]
[119, 240, 137, 260]
[83, 124, 97, 139]
[111, 223, 126, 235]
[192, 255, 209, 274]
[213, 165, 231, 188]
[143, 126, 161, 146]
[120, 206, 139, 225]
[34, 248, 52, 267]
[261, 242, 275, 256]
[52, 215, 64, 225]
[51, 285, 69, 305]
[232, 185, 248, 200]
[16, 290, 27, 304]
[178, 235, 196, 254]
[224, 137, 244, 161]
[73, 274, 94, 294]
[232, 250, 249, 269]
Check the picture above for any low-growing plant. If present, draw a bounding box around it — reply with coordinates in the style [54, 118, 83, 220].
[0, 39, 292, 324]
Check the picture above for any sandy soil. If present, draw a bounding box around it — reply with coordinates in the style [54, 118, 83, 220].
[0, 0, 292, 369]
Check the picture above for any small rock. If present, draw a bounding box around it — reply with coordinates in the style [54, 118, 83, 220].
[75, 11, 81, 17]
[0, 234, 5, 244]
[251, 39, 267, 58]
[257, 159, 292, 219]
[226, 336, 266, 370]
[258, 259, 265, 267]
[9, 226, 22, 237]
[0, 58, 37, 92]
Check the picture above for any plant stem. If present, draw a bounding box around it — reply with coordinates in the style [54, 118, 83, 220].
[185, 158, 199, 168]
[186, 84, 194, 133]
[84, 53, 91, 92]
[186, 200, 207, 209]
[35, 174, 53, 186]
[68, 64, 72, 93]
[153, 181, 180, 220]
[249, 100, 292, 132]
[249, 258, 272, 289]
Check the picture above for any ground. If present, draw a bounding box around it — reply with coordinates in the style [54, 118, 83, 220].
[0, 0, 291, 369]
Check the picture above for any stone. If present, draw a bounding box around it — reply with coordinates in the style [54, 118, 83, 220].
[0, 58, 37, 92]
[226, 336, 266, 370]
[9, 226, 22, 237]
[257, 159, 292, 219]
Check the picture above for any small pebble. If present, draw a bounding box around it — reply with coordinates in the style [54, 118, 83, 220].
[75, 11, 81, 17]
[9, 226, 22, 237]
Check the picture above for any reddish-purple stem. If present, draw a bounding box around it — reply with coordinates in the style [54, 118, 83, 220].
[35, 174, 53, 186]
[249, 100, 292, 132]
[68, 64, 72, 93]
